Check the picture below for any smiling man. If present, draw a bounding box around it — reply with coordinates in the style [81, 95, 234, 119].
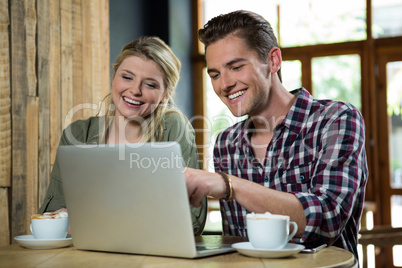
[184, 10, 368, 259]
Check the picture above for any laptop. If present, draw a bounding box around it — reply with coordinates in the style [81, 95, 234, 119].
[57, 142, 235, 258]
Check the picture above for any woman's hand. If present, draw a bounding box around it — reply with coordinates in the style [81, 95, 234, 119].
[52, 208, 68, 214]
[52, 208, 70, 234]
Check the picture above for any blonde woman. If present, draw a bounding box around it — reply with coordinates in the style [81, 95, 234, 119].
[39, 36, 207, 235]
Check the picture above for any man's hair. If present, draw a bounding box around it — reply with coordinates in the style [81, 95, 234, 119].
[199, 10, 281, 81]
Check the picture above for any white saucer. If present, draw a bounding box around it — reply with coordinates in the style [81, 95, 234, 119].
[14, 235, 73, 249]
[232, 242, 305, 258]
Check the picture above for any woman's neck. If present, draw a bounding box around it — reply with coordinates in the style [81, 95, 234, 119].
[107, 116, 143, 144]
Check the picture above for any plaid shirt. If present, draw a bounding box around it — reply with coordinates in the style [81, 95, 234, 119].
[214, 88, 368, 257]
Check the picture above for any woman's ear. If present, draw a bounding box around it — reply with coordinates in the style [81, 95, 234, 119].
[268, 47, 282, 74]
[160, 91, 169, 103]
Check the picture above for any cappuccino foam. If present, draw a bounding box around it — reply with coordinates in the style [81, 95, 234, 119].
[246, 212, 289, 220]
[31, 211, 68, 220]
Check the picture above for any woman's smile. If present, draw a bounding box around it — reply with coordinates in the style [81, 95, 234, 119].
[112, 55, 167, 119]
[122, 96, 143, 106]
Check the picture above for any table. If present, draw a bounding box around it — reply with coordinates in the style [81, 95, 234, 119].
[1, 236, 357, 268]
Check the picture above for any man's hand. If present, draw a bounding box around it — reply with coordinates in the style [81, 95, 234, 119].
[184, 167, 227, 207]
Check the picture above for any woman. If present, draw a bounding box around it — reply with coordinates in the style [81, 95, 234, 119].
[38, 36, 207, 235]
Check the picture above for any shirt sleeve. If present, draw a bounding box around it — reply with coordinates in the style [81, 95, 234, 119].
[293, 104, 368, 246]
[37, 130, 72, 213]
[38, 117, 98, 213]
[162, 112, 207, 236]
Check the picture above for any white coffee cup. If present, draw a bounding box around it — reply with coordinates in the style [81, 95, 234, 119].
[30, 217, 69, 239]
[246, 212, 298, 249]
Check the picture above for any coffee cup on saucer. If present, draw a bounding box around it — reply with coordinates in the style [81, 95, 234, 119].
[246, 212, 297, 250]
[30, 212, 69, 239]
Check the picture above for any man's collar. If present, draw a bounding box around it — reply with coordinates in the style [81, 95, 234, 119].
[229, 88, 314, 148]
[281, 88, 314, 134]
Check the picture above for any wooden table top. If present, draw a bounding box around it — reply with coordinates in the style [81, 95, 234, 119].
[1, 235, 357, 268]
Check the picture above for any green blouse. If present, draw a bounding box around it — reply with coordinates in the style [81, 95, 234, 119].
[38, 112, 207, 235]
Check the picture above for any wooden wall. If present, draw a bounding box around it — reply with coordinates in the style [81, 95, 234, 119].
[0, 0, 110, 245]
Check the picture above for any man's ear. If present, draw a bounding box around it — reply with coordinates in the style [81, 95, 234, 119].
[268, 47, 282, 74]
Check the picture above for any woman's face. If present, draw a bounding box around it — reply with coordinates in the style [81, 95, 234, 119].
[111, 55, 167, 121]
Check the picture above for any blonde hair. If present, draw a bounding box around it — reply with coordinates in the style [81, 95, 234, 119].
[101, 36, 181, 143]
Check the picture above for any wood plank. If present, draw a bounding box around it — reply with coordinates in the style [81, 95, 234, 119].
[25, 96, 39, 234]
[72, 0, 84, 121]
[191, 4, 207, 169]
[61, 0, 73, 127]
[49, 0, 61, 163]
[24, 0, 37, 234]
[377, 54, 392, 226]
[0, 188, 10, 246]
[99, 0, 110, 115]
[192, 0, 203, 55]
[10, 0, 29, 238]
[359, 227, 402, 247]
[0, 0, 11, 188]
[192, 61, 207, 169]
[375, 36, 402, 48]
[24, 0, 37, 97]
[81, 0, 93, 120]
[281, 40, 364, 60]
[37, 0, 52, 208]
[300, 56, 312, 94]
[0, 0, 10, 242]
[90, 0, 103, 116]
[362, 41, 378, 208]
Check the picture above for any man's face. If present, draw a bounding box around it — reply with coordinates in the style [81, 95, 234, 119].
[205, 35, 273, 117]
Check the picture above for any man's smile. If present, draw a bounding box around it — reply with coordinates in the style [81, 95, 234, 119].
[228, 90, 246, 100]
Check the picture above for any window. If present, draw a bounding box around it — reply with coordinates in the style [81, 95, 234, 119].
[312, 55, 362, 111]
[373, 0, 402, 38]
[281, 60, 302, 91]
[280, 0, 366, 46]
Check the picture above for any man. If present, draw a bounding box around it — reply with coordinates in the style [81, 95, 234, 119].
[184, 10, 368, 258]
